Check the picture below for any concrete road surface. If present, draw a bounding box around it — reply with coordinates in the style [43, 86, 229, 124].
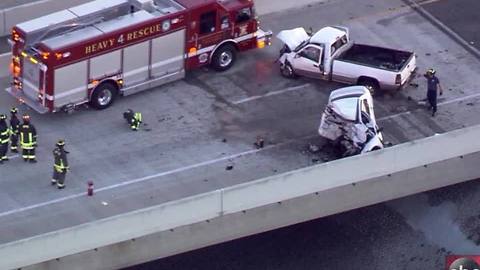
[0, 0, 479, 269]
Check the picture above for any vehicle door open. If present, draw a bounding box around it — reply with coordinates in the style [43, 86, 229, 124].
[292, 45, 323, 78]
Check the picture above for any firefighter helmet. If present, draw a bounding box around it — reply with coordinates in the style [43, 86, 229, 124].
[10, 107, 18, 114]
[0, 114, 6, 120]
[56, 139, 65, 147]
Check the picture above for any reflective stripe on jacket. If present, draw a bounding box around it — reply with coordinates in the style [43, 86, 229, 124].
[0, 126, 9, 144]
[19, 124, 37, 147]
[53, 148, 69, 172]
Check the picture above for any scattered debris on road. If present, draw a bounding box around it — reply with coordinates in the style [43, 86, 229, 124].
[226, 164, 234, 171]
[254, 137, 265, 149]
[308, 143, 320, 153]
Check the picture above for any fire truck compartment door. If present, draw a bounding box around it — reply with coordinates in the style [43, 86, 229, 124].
[90, 50, 121, 79]
[123, 40, 149, 86]
[151, 29, 185, 77]
[54, 61, 87, 108]
[22, 59, 41, 102]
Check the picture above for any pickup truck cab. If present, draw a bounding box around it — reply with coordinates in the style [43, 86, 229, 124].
[277, 26, 417, 95]
[318, 86, 384, 156]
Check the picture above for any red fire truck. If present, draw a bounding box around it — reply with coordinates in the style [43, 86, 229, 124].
[7, 0, 272, 113]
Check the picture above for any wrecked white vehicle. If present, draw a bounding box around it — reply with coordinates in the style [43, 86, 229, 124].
[277, 26, 417, 95]
[318, 86, 384, 157]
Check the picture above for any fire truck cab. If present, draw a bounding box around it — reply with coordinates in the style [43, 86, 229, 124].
[7, 0, 272, 113]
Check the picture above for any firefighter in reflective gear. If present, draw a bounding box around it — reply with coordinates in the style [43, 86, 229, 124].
[123, 109, 142, 131]
[51, 139, 69, 189]
[9, 107, 20, 153]
[0, 114, 10, 164]
[19, 114, 37, 162]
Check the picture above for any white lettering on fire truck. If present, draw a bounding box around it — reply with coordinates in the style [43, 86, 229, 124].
[85, 38, 116, 55]
[126, 23, 162, 42]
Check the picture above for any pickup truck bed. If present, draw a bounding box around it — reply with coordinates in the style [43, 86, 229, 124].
[338, 44, 413, 72]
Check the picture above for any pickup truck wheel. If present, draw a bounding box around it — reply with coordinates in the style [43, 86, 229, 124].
[280, 63, 297, 79]
[359, 79, 380, 96]
[90, 83, 118, 110]
[211, 44, 236, 71]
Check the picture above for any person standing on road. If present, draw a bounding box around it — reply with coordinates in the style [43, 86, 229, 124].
[19, 114, 37, 163]
[9, 107, 20, 153]
[424, 68, 443, 117]
[51, 139, 69, 189]
[0, 114, 10, 164]
[123, 109, 142, 131]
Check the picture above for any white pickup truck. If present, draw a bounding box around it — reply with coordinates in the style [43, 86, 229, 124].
[277, 26, 417, 94]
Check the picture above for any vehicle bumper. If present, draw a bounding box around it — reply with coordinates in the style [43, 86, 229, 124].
[5, 87, 49, 113]
[382, 67, 418, 91]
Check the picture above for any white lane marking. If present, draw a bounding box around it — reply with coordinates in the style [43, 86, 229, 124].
[437, 92, 480, 106]
[233, 84, 311, 105]
[0, 138, 309, 218]
[6, 154, 20, 159]
[379, 111, 411, 122]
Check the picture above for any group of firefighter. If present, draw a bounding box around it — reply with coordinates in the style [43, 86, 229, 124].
[0, 107, 69, 189]
[0, 107, 142, 190]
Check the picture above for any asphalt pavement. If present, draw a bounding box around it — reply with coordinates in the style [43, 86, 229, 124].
[124, 0, 480, 269]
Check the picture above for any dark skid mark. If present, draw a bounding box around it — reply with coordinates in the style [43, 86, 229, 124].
[382, 119, 410, 143]
[414, 111, 447, 134]
[184, 74, 236, 108]
[399, 113, 432, 137]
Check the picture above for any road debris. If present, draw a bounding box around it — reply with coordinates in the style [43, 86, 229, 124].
[308, 143, 320, 153]
[254, 137, 265, 149]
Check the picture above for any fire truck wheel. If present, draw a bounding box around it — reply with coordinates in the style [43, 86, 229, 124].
[90, 83, 118, 110]
[211, 44, 237, 71]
